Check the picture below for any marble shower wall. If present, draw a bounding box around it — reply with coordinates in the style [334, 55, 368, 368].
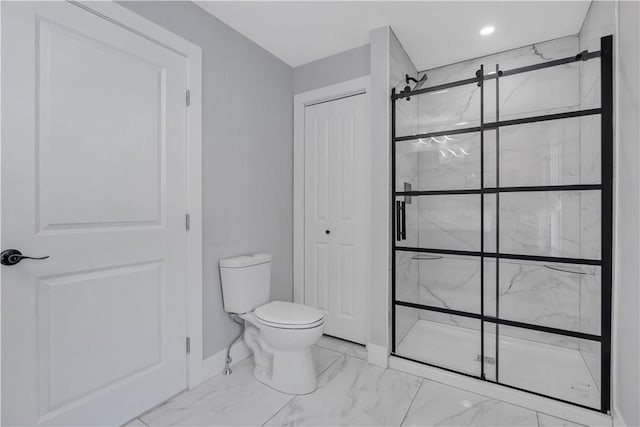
[407, 255, 600, 350]
[390, 29, 420, 345]
[576, 0, 616, 392]
[392, 35, 605, 353]
[416, 36, 582, 134]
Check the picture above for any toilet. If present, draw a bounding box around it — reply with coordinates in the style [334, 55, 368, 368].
[219, 253, 325, 394]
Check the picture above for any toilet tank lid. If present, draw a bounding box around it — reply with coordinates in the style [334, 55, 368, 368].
[219, 253, 272, 268]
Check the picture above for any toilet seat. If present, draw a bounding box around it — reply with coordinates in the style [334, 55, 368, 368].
[255, 301, 324, 330]
[255, 317, 324, 330]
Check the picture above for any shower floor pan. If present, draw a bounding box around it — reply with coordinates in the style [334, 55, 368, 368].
[395, 319, 600, 409]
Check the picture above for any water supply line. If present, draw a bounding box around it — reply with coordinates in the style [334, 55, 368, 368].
[223, 313, 245, 375]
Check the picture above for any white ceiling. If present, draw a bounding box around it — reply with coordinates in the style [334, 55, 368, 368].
[195, 1, 591, 71]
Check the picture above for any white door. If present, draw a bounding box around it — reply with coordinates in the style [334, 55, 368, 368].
[2, 2, 188, 425]
[304, 94, 369, 344]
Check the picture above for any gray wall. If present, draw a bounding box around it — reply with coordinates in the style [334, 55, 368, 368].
[368, 26, 390, 355]
[387, 29, 419, 350]
[368, 26, 420, 356]
[293, 44, 370, 94]
[615, 1, 640, 425]
[119, 1, 294, 359]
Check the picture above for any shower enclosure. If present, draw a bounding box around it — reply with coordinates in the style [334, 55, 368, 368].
[391, 35, 613, 413]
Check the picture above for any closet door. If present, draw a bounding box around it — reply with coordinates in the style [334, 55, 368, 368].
[304, 94, 369, 344]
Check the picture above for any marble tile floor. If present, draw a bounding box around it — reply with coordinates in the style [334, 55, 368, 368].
[124, 335, 601, 427]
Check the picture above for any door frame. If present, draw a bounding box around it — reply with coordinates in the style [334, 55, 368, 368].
[26, 1, 205, 389]
[293, 76, 371, 342]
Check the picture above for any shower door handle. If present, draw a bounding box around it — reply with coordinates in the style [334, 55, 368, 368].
[401, 201, 406, 240]
[396, 201, 406, 241]
[396, 201, 402, 241]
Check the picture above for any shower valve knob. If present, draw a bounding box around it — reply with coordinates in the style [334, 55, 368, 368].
[325, 230, 330, 235]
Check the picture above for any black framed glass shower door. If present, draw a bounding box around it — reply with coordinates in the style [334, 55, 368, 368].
[390, 35, 613, 414]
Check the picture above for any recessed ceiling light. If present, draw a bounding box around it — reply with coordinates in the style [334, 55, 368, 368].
[480, 26, 495, 36]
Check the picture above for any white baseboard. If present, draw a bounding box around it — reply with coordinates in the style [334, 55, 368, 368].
[389, 356, 612, 427]
[196, 340, 252, 386]
[367, 343, 389, 368]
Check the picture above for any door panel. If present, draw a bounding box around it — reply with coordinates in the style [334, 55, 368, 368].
[338, 244, 355, 318]
[313, 243, 330, 310]
[39, 262, 163, 411]
[2, 2, 188, 425]
[315, 117, 330, 222]
[38, 17, 164, 230]
[304, 94, 368, 344]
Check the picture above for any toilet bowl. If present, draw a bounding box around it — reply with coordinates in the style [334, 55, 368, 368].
[241, 301, 325, 394]
[219, 254, 326, 394]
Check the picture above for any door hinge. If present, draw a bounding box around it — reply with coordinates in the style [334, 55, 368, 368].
[186, 213, 190, 231]
[186, 89, 191, 107]
[186, 337, 191, 354]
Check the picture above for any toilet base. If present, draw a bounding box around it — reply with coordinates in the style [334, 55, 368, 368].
[242, 321, 320, 395]
[254, 347, 317, 395]
[275, 348, 317, 394]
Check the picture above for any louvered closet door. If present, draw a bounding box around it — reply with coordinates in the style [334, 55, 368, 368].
[304, 94, 368, 344]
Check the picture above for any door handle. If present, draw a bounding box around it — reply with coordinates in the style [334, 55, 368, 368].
[1, 249, 49, 266]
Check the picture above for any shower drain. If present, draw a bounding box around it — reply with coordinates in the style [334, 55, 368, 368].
[475, 354, 496, 365]
[570, 382, 592, 394]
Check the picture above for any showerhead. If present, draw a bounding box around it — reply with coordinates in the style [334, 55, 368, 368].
[402, 72, 428, 100]
[409, 73, 428, 91]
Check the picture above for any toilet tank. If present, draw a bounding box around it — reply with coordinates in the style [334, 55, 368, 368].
[219, 253, 272, 314]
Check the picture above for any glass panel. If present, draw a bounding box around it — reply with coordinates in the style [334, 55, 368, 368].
[395, 251, 420, 304]
[395, 251, 481, 314]
[395, 131, 483, 192]
[495, 62, 588, 122]
[483, 77, 498, 123]
[579, 57, 602, 110]
[395, 139, 420, 192]
[415, 83, 480, 135]
[483, 259, 601, 335]
[395, 95, 419, 137]
[395, 306, 481, 376]
[492, 324, 601, 409]
[396, 195, 481, 252]
[483, 322, 498, 381]
[484, 116, 601, 188]
[484, 191, 601, 259]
